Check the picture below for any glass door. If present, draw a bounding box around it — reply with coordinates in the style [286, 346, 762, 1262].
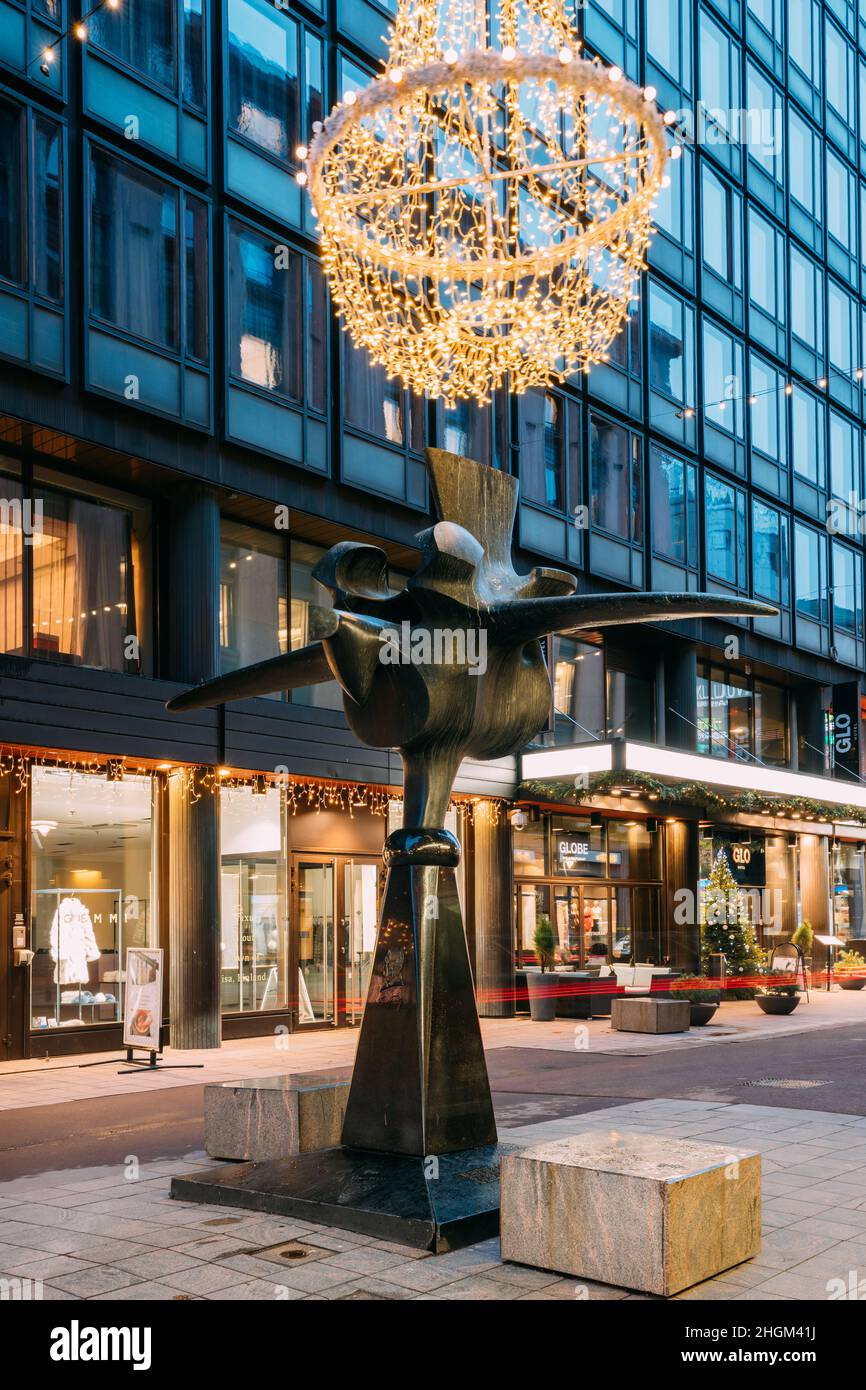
[341, 858, 379, 1024]
[295, 858, 335, 1025]
[580, 886, 615, 963]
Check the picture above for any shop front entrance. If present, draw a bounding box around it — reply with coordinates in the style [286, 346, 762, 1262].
[292, 855, 381, 1028]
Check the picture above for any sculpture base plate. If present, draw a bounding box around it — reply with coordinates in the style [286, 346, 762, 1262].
[171, 1143, 514, 1253]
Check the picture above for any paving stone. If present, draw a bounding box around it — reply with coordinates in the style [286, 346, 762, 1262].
[108, 1249, 204, 1279]
[48, 1265, 139, 1296]
[162, 1263, 252, 1295]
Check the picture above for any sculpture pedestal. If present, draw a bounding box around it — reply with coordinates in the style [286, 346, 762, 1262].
[171, 1143, 514, 1253]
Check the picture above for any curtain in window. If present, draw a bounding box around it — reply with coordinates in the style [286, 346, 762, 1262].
[32, 493, 134, 670]
[343, 339, 404, 444]
[0, 476, 24, 655]
[90, 152, 178, 351]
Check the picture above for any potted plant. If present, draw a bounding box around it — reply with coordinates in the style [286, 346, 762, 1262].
[756, 983, 801, 1015]
[834, 949, 866, 991]
[791, 920, 813, 975]
[676, 976, 721, 1026]
[526, 917, 558, 1021]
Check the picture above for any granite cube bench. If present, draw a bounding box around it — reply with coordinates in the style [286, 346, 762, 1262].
[611, 996, 690, 1034]
[501, 1131, 761, 1296]
[204, 1068, 352, 1162]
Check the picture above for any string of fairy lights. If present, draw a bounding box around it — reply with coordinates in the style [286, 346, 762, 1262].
[9, 0, 124, 83]
[661, 361, 866, 427]
[0, 747, 506, 822]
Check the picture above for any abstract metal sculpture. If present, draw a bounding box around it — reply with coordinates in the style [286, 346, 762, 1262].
[168, 450, 775, 1243]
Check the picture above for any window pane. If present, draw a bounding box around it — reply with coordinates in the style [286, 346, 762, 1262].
[789, 109, 820, 218]
[752, 499, 787, 603]
[306, 261, 326, 414]
[649, 283, 691, 403]
[702, 165, 730, 278]
[90, 151, 178, 352]
[553, 637, 604, 744]
[0, 474, 24, 654]
[0, 103, 22, 287]
[220, 784, 288, 1012]
[521, 390, 565, 510]
[705, 474, 738, 584]
[343, 338, 405, 444]
[442, 398, 495, 467]
[183, 0, 205, 108]
[32, 490, 137, 671]
[748, 207, 782, 319]
[34, 116, 62, 303]
[184, 197, 208, 362]
[91, 0, 175, 90]
[30, 768, 154, 1030]
[697, 667, 752, 758]
[755, 682, 787, 764]
[794, 523, 827, 622]
[833, 541, 863, 635]
[228, 222, 300, 399]
[219, 521, 287, 688]
[290, 540, 341, 710]
[607, 820, 659, 880]
[227, 0, 298, 161]
[791, 387, 825, 486]
[606, 668, 654, 741]
[590, 414, 641, 542]
[651, 448, 694, 564]
[750, 356, 786, 465]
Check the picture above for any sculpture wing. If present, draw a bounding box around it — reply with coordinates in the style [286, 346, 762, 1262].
[166, 643, 333, 712]
[489, 592, 778, 645]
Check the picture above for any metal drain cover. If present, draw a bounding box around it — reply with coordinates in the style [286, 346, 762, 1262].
[740, 1078, 829, 1089]
[246, 1240, 325, 1264]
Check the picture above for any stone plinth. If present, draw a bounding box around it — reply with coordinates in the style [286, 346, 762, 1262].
[501, 1131, 761, 1296]
[204, 1069, 351, 1162]
[611, 997, 690, 1034]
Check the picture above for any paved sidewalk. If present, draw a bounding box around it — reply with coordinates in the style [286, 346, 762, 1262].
[0, 989, 863, 1111]
[2, 1098, 866, 1300]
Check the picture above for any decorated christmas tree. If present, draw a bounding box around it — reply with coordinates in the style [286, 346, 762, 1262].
[700, 849, 764, 998]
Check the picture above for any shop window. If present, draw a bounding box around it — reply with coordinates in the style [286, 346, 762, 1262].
[551, 637, 604, 745]
[607, 820, 660, 881]
[0, 466, 149, 674]
[30, 767, 155, 1033]
[220, 783, 288, 1014]
[755, 679, 788, 764]
[512, 822, 547, 878]
[290, 539, 341, 711]
[219, 520, 287, 691]
[832, 843, 866, 944]
[551, 816, 606, 878]
[752, 498, 789, 608]
[589, 413, 642, 543]
[705, 474, 747, 591]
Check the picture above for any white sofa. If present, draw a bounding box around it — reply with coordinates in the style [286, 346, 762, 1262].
[599, 964, 674, 995]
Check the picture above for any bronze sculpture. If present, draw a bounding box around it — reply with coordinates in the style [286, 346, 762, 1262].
[168, 449, 776, 1243]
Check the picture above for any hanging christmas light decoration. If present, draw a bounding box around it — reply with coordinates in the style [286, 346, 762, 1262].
[302, 0, 671, 402]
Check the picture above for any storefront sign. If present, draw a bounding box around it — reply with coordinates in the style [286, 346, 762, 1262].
[122, 948, 163, 1052]
[833, 681, 861, 782]
[732, 845, 751, 867]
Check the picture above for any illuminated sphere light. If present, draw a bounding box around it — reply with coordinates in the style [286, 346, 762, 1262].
[305, 0, 670, 403]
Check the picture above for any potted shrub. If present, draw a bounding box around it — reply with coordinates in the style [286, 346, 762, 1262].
[791, 920, 813, 974]
[756, 983, 800, 1016]
[834, 949, 866, 991]
[526, 917, 558, 1021]
[676, 976, 721, 1026]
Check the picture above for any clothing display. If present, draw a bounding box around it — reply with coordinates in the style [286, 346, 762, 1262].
[49, 896, 101, 985]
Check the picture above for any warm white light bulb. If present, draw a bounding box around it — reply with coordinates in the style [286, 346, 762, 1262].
[388, 67, 405, 84]
[559, 46, 573, 65]
[443, 47, 458, 64]
[643, 85, 657, 102]
[296, 171, 308, 187]
[296, 144, 308, 160]
[343, 89, 356, 105]
[502, 45, 516, 62]
[609, 66, 623, 82]
[669, 143, 682, 160]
